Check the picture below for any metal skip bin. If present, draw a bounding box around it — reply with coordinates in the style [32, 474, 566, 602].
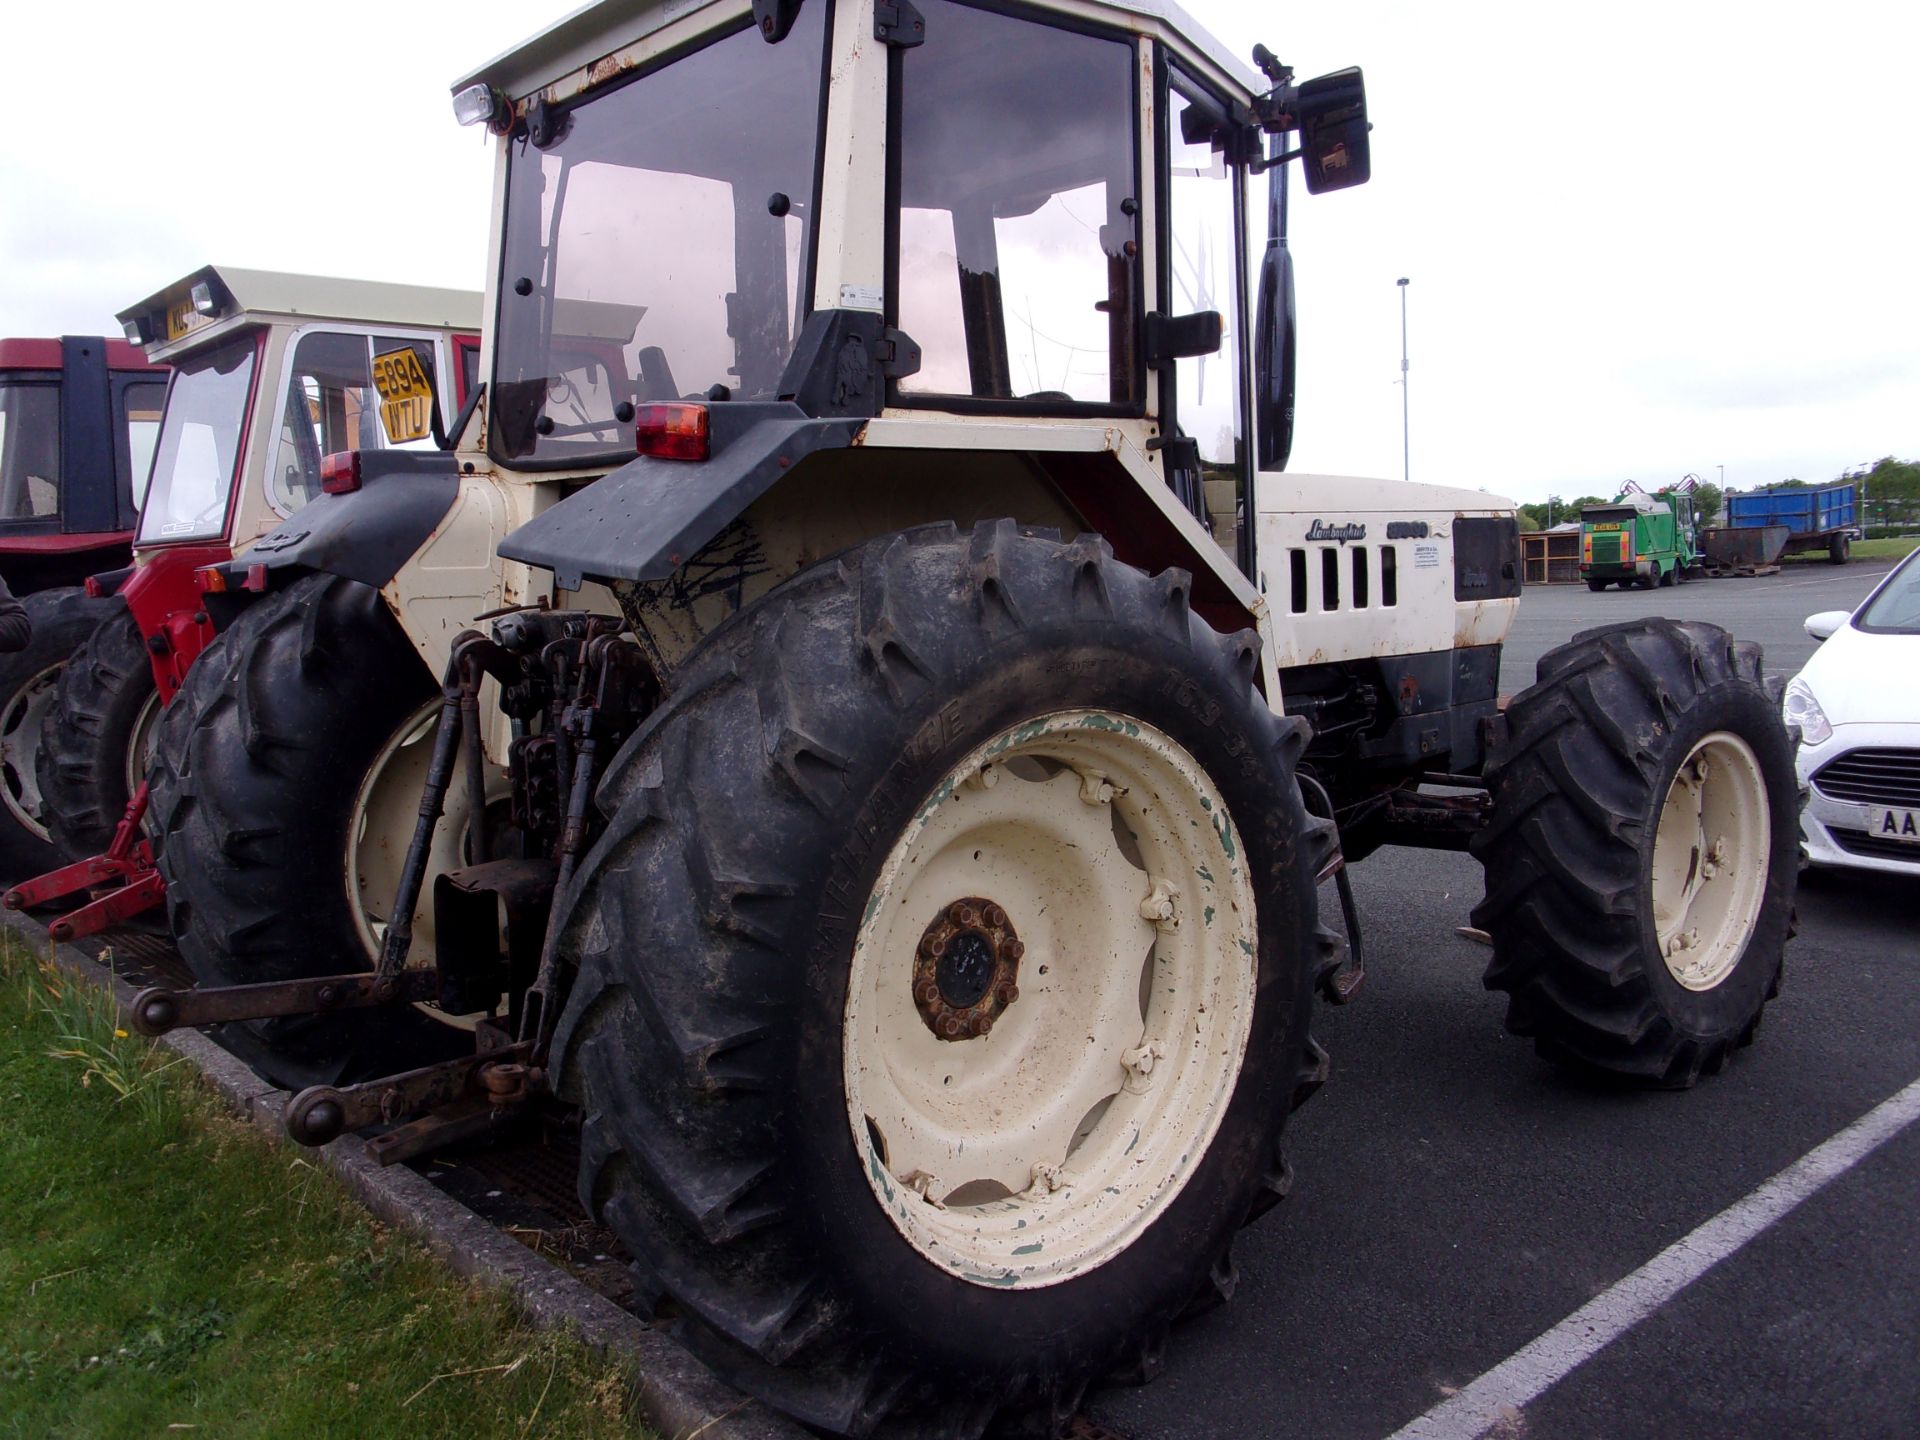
[1700, 523, 1791, 574]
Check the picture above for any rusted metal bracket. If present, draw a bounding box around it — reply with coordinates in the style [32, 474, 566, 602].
[124, 969, 441, 1038]
[283, 1042, 538, 1153]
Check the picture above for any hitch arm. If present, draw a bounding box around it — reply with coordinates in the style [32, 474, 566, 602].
[125, 969, 441, 1037]
[283, 1042, 536, 1152]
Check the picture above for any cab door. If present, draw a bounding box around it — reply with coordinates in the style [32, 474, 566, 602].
[1157, 61, 1254, 575]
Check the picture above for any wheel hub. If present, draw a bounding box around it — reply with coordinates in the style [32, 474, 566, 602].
[914, 898, 1022, 1040]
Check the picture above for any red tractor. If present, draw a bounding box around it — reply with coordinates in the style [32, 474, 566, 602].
[0, 336, 168, 869]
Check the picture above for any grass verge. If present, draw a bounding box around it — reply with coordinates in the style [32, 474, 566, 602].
[0, 935, 646, 1440]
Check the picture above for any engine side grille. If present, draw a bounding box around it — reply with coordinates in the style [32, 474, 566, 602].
[1830, 827, 1920, 863]
[1812, 748, 1920, 807]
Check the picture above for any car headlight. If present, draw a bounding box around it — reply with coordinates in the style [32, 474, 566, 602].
[1783, 677, 1832, 746]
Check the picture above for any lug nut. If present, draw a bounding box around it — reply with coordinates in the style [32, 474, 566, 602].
[971, 1013, 993, 1037]
[939, 1015, 964, 1038]
[919, 982, 942, 1006]
[996, 983, 1019, 1006]
[950, 902, 978, 927]
[984, 903, 1007, 928]
[1003, 939, 1025, 962]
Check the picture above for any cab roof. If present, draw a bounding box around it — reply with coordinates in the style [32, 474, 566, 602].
[456, 0, 1261, 106]
[120, 266, 481, 364]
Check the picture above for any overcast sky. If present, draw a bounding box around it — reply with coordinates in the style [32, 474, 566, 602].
[2, 1, 1913, 503]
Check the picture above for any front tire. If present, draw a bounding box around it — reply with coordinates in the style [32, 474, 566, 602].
[37, 606, 162, 856]
[147, 574, 468, 1088]
[1471, 619, 1797, 1086]
[552, 523, 1334, 1436]
[0, 586, 118, 873]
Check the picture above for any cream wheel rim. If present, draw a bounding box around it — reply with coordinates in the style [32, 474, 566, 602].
[1651, 730, 1769, 992]
[0, 662, 64, 842]
[125, 689, 164, 799]
[844, 710, 1258, 1289]
[345, 699, 501, 1021]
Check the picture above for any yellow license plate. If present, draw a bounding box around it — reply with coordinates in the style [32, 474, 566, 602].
[371, 346, 435, 443]
[164, 299, 200, 341]
[1592, 522, 1623, 531]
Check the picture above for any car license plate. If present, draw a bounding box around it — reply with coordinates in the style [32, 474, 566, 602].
[371, 346, 435, 443]
[1867, 807, 1920, 845]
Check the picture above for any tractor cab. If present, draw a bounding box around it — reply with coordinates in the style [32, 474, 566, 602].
[376, 0, 1397, 677]
[119, 266, 480, 574]
[0, 336, 167, 594]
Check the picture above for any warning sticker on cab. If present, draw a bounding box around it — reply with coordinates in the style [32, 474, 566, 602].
[1413, 542, 1441, 569]
[371, 346, 435, 444]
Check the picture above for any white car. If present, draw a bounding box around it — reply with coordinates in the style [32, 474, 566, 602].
[1784, 547, 1920, 875]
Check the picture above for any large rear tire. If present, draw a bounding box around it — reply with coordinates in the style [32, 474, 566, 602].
[0, 586, 119, 874]
[146, 574, 469, 1089]
[1471, 619, 1797, 1086]
[551, 523, 1335, 1437]
[37, 606, 162, 856]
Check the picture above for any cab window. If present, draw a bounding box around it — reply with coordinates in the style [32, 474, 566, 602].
[267, 332, 440, 515]
[893, 1, 1140, 408]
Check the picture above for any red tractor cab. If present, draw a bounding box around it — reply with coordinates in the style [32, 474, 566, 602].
[0, 338, 168, 868]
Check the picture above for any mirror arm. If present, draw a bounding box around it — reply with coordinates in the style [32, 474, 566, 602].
[1249, 145, 1301, 176]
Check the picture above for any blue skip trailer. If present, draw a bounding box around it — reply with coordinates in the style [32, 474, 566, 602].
[1702, 482, 1859, 570]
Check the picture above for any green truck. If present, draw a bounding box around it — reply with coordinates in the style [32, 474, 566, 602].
[1580, 488, 1699, 590]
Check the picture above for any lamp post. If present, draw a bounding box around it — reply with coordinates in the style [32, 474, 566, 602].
[1396, 278, 1410, 484]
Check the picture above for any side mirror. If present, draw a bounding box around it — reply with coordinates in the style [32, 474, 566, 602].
[1145, 310, 1223, 369]
[1295, 68, 1370, 194]
[1253, 238, 1295, 470]
[1804, 610, 1849, 641]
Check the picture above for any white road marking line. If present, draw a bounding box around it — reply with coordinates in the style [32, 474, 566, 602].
[1387, 1074, 1920, 1440]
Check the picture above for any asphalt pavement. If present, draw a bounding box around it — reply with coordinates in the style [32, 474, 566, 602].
[1088, 562, 1920, 1440]
[1499, 560, 1900, 689]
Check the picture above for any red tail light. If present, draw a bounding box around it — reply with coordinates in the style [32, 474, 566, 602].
[84, 575, 105, 598]
[634, 403, 709, 461]
[320, 451, 362, 494]
[194, 566, 227, 594]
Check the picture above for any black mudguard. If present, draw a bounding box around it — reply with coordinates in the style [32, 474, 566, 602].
[498, 402, 860, 591]
[214, 451, 460, 590]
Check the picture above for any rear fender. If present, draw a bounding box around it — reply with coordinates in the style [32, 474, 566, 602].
[206, 450, 460, 592]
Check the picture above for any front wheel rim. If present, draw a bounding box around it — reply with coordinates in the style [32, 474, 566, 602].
[844, 710, 1258, 1289]
[1651, 730, 1770, 991]
[0, 663, 64, 841]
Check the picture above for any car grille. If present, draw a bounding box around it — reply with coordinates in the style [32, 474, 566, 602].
[1829, 827, 1920, 864]
[1811, 748, 1920, 807]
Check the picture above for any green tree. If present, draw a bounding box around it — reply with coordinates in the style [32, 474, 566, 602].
[1847, 457, 1920, 528]
[1691, 481, 1724, 526]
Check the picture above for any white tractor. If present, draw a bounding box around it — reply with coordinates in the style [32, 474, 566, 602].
[132, 2, 1799, 1433]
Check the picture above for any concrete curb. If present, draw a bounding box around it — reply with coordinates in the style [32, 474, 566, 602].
[1, 909, 805, 1440]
